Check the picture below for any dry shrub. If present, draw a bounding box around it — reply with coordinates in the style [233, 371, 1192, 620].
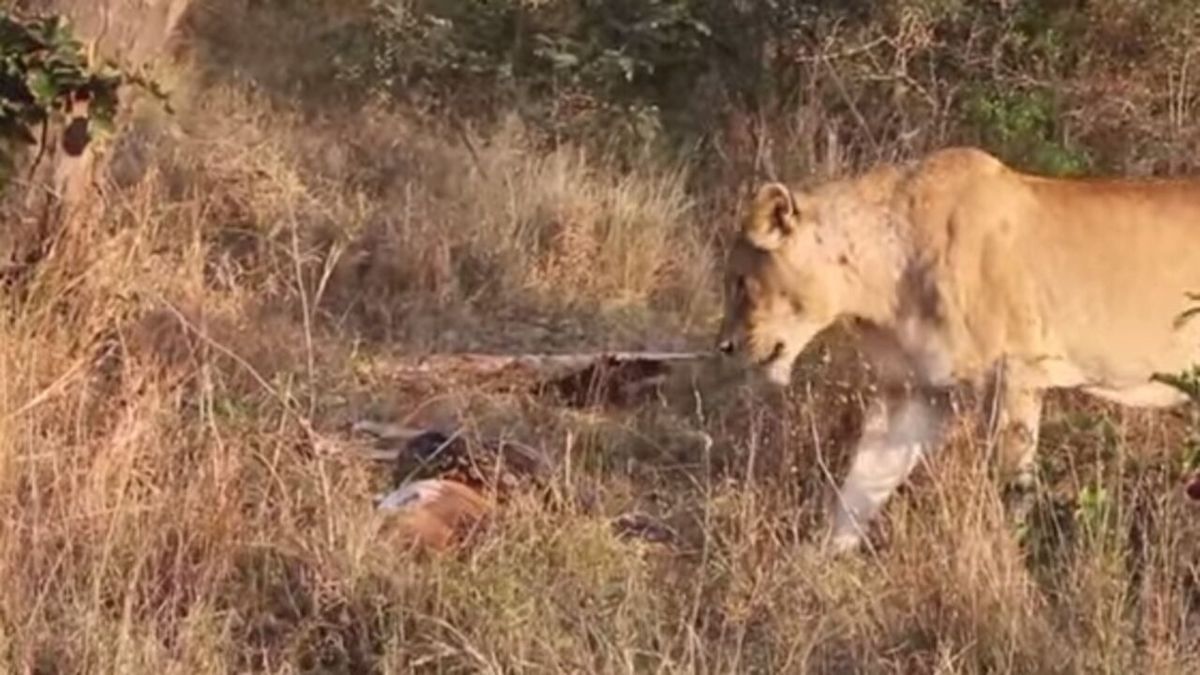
[317, 112, 715, 347]
[0, 70, 719, 673]
[112, 81, 716, 350]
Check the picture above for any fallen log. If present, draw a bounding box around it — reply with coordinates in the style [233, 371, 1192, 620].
[383, 350, 715, 409]
[538, 354, 683, 408]
[384, 350, 713, 376]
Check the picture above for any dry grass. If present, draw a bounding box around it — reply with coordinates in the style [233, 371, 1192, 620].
[4, 4, 1200, 674]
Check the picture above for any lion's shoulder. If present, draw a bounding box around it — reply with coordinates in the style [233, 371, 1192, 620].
[905, 146, 1010, 189]
[885, 148, 1018, 239]
[919, 146, 1006, 167]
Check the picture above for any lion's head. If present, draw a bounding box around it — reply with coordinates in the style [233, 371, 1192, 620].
[715, 182, 851, 386]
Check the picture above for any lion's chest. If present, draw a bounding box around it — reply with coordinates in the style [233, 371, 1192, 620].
[852, 316, 962, 387]
[895, 317, 957, 385]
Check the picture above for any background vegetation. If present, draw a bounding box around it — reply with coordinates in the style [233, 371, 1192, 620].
[3, 1, 1200, 672]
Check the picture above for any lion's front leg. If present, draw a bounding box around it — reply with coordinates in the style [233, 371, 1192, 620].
[988, 372, 1045, 527]
[828, 387, 948, 553]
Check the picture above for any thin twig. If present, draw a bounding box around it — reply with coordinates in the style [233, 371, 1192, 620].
[27, 117, 50, 181]
[794, 35, 890, 64]
[820, 55, 880, 155]
[1, 355, 89, 423]
[286, 199, 318, 420]
[449, 113, 488, 180]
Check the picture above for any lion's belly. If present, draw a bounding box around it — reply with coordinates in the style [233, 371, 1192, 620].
[1081, 382, 1189, 408]
[1031, 280, 1200, 389]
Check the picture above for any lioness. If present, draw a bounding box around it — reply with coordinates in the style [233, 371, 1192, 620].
[716, 146, 1200, 552]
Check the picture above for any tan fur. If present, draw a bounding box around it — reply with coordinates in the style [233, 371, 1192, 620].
[717, 146, 1200, 552]
[380, 479, 492, 552]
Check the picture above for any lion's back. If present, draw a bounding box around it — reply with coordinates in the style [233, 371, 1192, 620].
[906, 151, 1200, 385]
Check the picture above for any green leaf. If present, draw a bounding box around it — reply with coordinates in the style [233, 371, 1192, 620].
[26, 68, 55, 105]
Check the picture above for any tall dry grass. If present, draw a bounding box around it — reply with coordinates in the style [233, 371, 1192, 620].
[2, 3, 1200, 674]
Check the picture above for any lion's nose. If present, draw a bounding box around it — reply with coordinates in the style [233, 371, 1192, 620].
[717, 338, 736, 356]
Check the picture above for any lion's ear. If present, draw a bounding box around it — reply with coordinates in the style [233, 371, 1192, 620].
[744, 182, 798, 250]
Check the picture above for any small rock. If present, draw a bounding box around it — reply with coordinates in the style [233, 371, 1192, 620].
[611, 512, 678, 545]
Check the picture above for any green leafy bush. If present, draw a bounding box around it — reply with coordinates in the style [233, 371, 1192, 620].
[325, 0, 1200, 177]
[964, 87, 1091, 177]
[0, 14, 116, 136]
[0, 12, 166, 186]
[342, 0, 717, 152]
